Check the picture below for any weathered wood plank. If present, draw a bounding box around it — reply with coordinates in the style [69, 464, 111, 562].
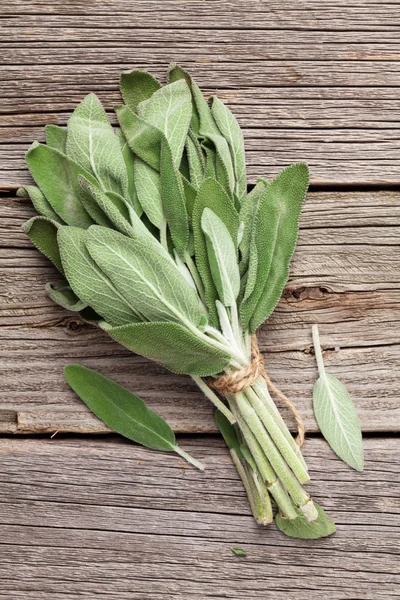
[0, 436, 399, 599]
[1, 1, 400, 188]
[1, 191, 399, 434]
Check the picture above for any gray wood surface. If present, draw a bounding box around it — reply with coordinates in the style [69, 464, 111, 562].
[0, 435, 399, 599]
[2, 0, 400, 188]
[1, 191, 399, 434]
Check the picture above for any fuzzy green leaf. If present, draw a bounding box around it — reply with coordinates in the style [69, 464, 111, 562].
[201, 207, 240, 307]
[276, 502, 336, 539]
[45, 124, 67, 153]
[215, 410, 243, 459]
[312, 325, 364, 472]
[86, 226, 201, 327]
[230, 548, 247, 557]
[115, 104, 163, 172]
[211, 95, 246, 200]
[185, 130, 205, 188]
[137, 79, 192, 168]
[160, 138, 189, 256]
[168, 63, 200, 134]
[58, 226, 141, 325]
[120, 69, 161, 113]
[22, 216, 64, 274]
[121, 142, 142, 214]
[102, 321, 230, 376]
[239, 180, 267, 276]
[134, 158, 164, 229]
[192, 178, 239, 325]
[66, 93, 129, 199]
[78, 176, 114, 228]
[26, 142, 95, 229]
[64, 364, 176, 450]
[17, 185, 64, 224]
[45, 280, 87, 311]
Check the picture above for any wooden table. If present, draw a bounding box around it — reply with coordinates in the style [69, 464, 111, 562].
[1, 1, 399, 597]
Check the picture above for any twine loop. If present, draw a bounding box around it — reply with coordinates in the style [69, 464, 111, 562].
[210, 335, 305, 447]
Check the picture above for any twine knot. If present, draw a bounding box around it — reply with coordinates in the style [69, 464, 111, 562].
[210, 335, 305, 447]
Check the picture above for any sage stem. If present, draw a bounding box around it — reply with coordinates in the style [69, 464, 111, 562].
[174, 445, 205, 471]
[192, 376, 236, 424]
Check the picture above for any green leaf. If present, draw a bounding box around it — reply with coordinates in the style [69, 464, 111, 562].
[230, 548, 247, 557]
[241, 163, 309, 333]
[57, 226, 141, 325]
[25, 142, 95, 229]
[133, 158, 164, 229]
[45, 124, 67, 153]
[160, 138, 189, 256]
[276, 501, 336, 539]
[86, 226, 202, 327]
[120, 69, 161, 113]
[102, 321, 230, 376]
[185, 130, 205, 188]
[17, 185, 64, 224]
[192, 177, 239, 325]
[22, 216, 64, 274]
[137, 79, 192, 168]
[201, 207, 240, 307]
[121, 142, 142, 214]
[238, 180, 267, 276]
[78, 176, 114, 228]
[64, 364, 176, 450]
[45, 280, 87, 311]
[66, 93, 128, 198]
[115, 104, 163, 171]
[312, 324, 364, 472]
[211, 96, 246, 200]
[168, 63, 200, 134]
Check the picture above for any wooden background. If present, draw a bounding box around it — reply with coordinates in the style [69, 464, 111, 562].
[1, 1, 399, 598]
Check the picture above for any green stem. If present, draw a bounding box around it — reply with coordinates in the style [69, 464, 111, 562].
[312, 324, 326, 377]
[192, 376, 236, 424]
[248, 468, 273, 525]
[230, 449, 261, 523]
[184, 251, 207, 306]
[244, 386, 309, 484]
[174, 445, 205, 471]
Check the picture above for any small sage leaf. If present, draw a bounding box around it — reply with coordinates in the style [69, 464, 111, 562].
[17, 185, 64, 224]
[230, 548, 247, 557]
[134, 158, 164, 229]
[120, 69, 161, 113]
[23, 216, 64, 274]
[45, 124, 67, 153]
[45, 281, 87, 312]
[276, 501, 336, 539]
[115, 104, 162, 171]
[312, 325, 364, 472]
[215, 410, 243, 458]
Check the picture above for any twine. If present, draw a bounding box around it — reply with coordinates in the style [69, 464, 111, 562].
[210, 335, 305, 447]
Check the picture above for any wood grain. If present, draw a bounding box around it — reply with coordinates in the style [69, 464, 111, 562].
[0, 435, 399, 599]
[1, 191, 399, 434]
[1, 0, 400, 188]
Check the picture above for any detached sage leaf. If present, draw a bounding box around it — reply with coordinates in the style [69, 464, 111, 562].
[26, 142, 95, 228]
[64, 365, 204, 470]
[120, 69, 161, 113]
[102, 321, 230, 376]
[230, 548, 247, 557]
[66, 93, 129, 198]
[312, 325, 364, 472]
[276, 502, 336, 539]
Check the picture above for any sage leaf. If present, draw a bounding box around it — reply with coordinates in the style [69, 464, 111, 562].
[58, 226, 141, 325]
[78, 176, 114, 228]
[17, 185, 64, 224]
[134, 158, 164, 229]
[45, 124, 67, 153]
[276, 502, 336, 539]
[211, 95, 246, 200]
[137, 79, 192, 167]
[86, 226, 202, 327]
[201, 207, 240, 307]
[120, 69, 161, 113]
[192, 177, 239, 325]
[115, 104, 162, 171]
[23, 216, 64, 274]
[121, 142, 142, 214]
[230, 548, 247, 557]
[239, 180, 267, 276]
[66, 93, 129, 198]
[312, 324, 364, 472]
[101, 321, 231, 376]
[45, 280, 87, 311]
[160, 138, 189, 256]
[185, 130, 205, 188]
[26, 142, 95, 229]
[168, 63, 200, 134]
[215, 410, 243, 458]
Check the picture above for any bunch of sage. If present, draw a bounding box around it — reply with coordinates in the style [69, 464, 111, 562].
[20, 63, 334, 534]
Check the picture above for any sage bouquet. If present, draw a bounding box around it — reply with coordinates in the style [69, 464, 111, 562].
[20, 64, 334, 534]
